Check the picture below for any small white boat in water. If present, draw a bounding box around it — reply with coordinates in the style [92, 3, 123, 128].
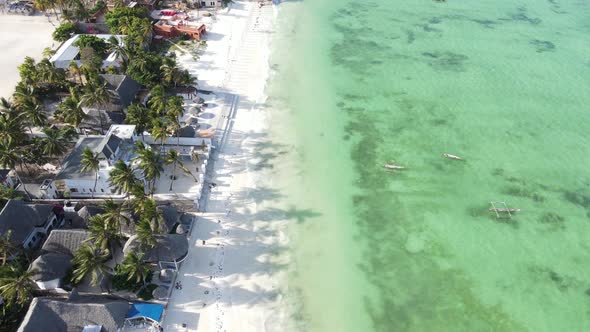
[384, 163, 405, 170]
[489, 208, 521, 213]
[442, 153, 463, 160]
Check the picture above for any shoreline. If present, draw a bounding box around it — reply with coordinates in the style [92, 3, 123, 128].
[163, 2, 289, 331]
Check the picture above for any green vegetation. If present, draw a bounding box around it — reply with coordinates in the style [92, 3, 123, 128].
[71, 244, 110, 287]
[105, 7, 147, 33]
[112, 265, 153, 292]
[73, 35, 109, 57]
[52, 22, 78, 42]
[137, 283, 157, 300]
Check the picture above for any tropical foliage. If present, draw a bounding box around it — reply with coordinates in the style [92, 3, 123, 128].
[52, 22, 78, 42]
[71, 244, 110, 287]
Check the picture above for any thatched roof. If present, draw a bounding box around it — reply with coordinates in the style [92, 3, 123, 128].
[17, 297, 129, 332]
[30, 230, 90, 283]
[152, 286, 169, 300]
[77, 206, 105, 223]
[157, 206, 179, 233]
[29, 253, 72, 282]
[0, 200, 56, 246]
[41, 230, 90, 256]
[123, 234, 188, 263]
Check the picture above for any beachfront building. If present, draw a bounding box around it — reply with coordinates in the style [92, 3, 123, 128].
[154, 20, 207, 40]
[29, 230, 90, 290]
[17, 296, 130, 332]
[49, 34, 125, 69]
[46, 123, 211, 199]
[52, 125, 138, 198]
[123, 234, 189, 264]
[98, 74, 141, 110]
[79, 74, 141, 134]
[0, 200, 65, 251]
[18, 294, 166, 332]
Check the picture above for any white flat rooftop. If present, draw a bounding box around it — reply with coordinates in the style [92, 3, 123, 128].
[49, 34, 125, 69]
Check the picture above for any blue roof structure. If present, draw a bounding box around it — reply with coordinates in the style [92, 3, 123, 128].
[126, 303, 164, 322]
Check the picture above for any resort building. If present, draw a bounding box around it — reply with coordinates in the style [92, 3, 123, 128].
[0, 200, 64, 251]
[29, 230, 90, 290]
[52, 125, 138, 198]
[46, 122, 211, 199]
[79, 75, 140, 134]
[49, 34, 125, 69]
[18, 293, 166, 332]
[154, 20, 207, 40]
[17, 296, 130, 332]
[98, 74, 141, 110]
[123, 234, 189, 264]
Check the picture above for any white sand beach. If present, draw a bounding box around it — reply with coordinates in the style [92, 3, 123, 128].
[0, 14, 57, 98]
[162, 2, 287, 332]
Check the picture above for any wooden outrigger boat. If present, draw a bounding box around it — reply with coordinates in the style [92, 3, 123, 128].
[442, 153, 463, 160]
[489, 208, 521, 213]
[489, 201, 520, 219]
[384, 163, 405, 170]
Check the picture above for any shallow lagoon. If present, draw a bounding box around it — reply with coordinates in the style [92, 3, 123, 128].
[267, 0, 590, 330]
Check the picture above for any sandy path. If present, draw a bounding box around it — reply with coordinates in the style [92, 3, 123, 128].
[162, 2, 285, 332]
[0, 14, 57, 98]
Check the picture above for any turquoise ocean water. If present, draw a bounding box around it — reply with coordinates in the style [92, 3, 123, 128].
[264, 0, 590, 331]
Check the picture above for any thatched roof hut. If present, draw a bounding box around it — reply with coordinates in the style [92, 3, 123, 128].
[17, 297, 129, 332]
[123, 234, 188, 263]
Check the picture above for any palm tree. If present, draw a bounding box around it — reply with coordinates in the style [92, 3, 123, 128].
[120, 251, 150, 285]
[0, 265, 37, 307]
[12, 84, 37, 107]
[160, 59, 179, 88]
[178, 69, 197, 88]
[80, 81, 114, 134]
[0, 185, 23, 208]
[17, 57, 38, 89]
[133, 143, 163, 194]
[16, 97, 46, 134]
[101, 199, 130, 237]
[57, 88, 86, 128]
[86, 215, 119, 258]
[109, 160, 138, 196]
[165, 149, 197, 191]
[126, 104, 151, 141]
[151, 118, 170, 151]
[147, 85, 167, 116]
[71, 244, 110, 287]
[0, 107, 26, 146]
[166, 96, 184, 147]
[36, 58, 65, 86]
[39, 127, 68, 164]
[136, 218, 156, 251]
[80, 147, 100, 198]
[126, 182, 148, 214]
[0, 230, 16, 266]
[68, 61, 84, 85]
[108, 36, 129, 69]
[0, 142, 30, 200]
